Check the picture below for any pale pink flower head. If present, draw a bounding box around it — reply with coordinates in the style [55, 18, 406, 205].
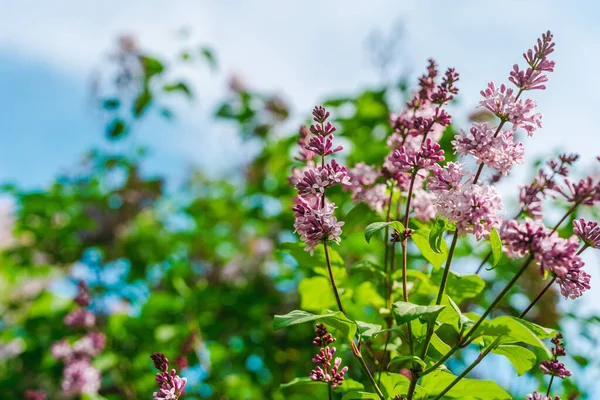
[573, 218, 600, 249]
[526, 392, 557, 400]
[427, 162, 469, 193]
[502, 218, 550, 259]
[51, 340, 72, 361]
[432, 183, 503, 240]
[554, 177, 599, 206]
[62, 358, 101, 395]
[411, 189, 437, 222]
[73, 333, 106, 357]
[479, 83, 542, 135]
[388, 139, 444, 174]
[24, 390, 47, 400]
[64, 309, 96, 328]
[294, 202, 344, 255]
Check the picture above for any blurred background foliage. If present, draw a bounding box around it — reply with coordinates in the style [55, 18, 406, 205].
[0, 32, 599, 400]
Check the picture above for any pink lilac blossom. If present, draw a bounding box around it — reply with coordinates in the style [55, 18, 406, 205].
[502, 219, 591, 299]
[345, 163, 388, 213]
[510, 31, 555, 91]
[427, 162, 469, 192]
[453, 123, 524, 175]
[479, 83, 543, 135]
[293, 200, 344, 255]
[432, 183, 503, 240]
[411, 189, 437, 222]
[62, 358, 102, 395]
[24, 390, 47, 400]
[517, 154, 579, 219]
[540, 333, 571, 378]
[64, 309, 96, 328]
[292, 106, 348, 254]
[573, 218, 600, 249]
[526, 393, 559, 400]
[554, 177, 600, 206]
[151, 353, 187, 400]
[388, 139, 444, 173]
[309, 324, 348, 390]
[295, 160, 351, 197]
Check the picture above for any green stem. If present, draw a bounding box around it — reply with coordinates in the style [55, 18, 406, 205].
[421, 254, 533, 376]
[546, 375, 555, 397]
[328, 384, 333, 400]
[431, 270, 557, 400]
[323, 241, 384, 399]
[324, 241, 345, 314]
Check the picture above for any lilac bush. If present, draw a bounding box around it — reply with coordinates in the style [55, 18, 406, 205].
[274, 30, 600, 399]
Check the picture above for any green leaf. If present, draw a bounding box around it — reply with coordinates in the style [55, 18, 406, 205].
[200, 46, 218, 71]
[492, 345, 536, 376]
[155, 325, 177, 342]
[489, 227, 503, 268]
[388, 355, 427, 369]
[376, 372, 427, 399]
[344, 203, 380, 232]
[298, 277, 338, 311]
[364, 221, 404, 244]
[431, 270, 485, 304]
[412, 229, 448, 269]
[356, 321, 383, 339]
[280, 242, 346, 279]
[273, 310, 357, 342]
[429, 218, 447, 254]
[163, 82, 193, 99]
[133, 89, 152, 117]
[428, 334, 452, 359]
[102, 98, 120, 110]
[350, 260, 385, 280]
[141, 56, 164, 78]
[466, 315, 555, 357]
[342, 392, 380, 400]
[437, 295, 473, 333]
[421, 370, 510, 399]
[106, 118, 127, 140]
[392, 301, 445, 325]
[280, 377, 364, 399]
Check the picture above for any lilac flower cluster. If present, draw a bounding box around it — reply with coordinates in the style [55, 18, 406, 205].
[427, 162, 503, 240]
[502, 219, 591, 299]
[454, 32, 555, 177]
[292, 107, 349, 254]
[51, 281, 104, 395]
[573, 218, 600, 249]
[151, 353, 187, 400]
[539, 333, 571, 379]
[526, 393, 560, 400]
[24, 390, 47, 400]
[309, 324, 348, 389]
[345, 163, 388, 213]
[518, 153, 578, 219]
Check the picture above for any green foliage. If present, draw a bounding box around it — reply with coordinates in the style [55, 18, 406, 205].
[364, 221, 405, 244]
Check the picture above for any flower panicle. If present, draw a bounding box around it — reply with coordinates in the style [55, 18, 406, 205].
[152, 352, 187, 400]
[291, 106, 348, 254]
[309, 324, 348, 390]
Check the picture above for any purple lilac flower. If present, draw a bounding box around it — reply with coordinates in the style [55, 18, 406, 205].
[453, 123, 524, 175]
[411, 189, 437, 222]
[573, 218, 600, 249]
[152, 353, 187, 400]
[428, 162, 469, 192]
[388, 139, 444, 174]
[433, 183, 503, 240]
[539, 333, 571, 379]
[293, 199, 344, 254]
[309, 324, 348, 390]
[291, 106, 349, 254]
[517, 153, 579, 219]
[62, 358, 102, 395]
[510, 30, 555, 91]
[24, 390, 47, 400]
[526, 393, 559, 400]
[64, 309, 96, 328]
[554, 177, 599, 206]
[502, 219, 591, 299]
